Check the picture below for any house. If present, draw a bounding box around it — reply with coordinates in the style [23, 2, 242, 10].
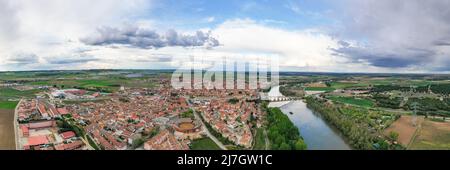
[57, 108, 69, 115]
[60, 131, 76, 139]
[144, 130, 188, 150]
[26, 136, 49, 148]
[21, 125, 29, 137]
[54, 140, 84, 150]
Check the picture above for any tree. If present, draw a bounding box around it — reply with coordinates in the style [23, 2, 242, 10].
[389, 131, 399, 141]
[279, 143, 290, 150]
[295, 140, 307, 150]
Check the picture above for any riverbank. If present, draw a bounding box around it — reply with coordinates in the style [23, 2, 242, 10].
[279, 100, 351, 150]
[267, 85, 350, 150]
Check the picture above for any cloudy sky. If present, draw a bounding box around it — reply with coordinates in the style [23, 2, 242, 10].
[1, 0, 450, 73]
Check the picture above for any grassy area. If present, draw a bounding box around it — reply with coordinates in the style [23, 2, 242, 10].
[253, 128, 266, 150]
[190, 138, 222, 150]
[328, 96, 374, 107]
[304, 87, 335, 92]
[0, 101, 18, 109]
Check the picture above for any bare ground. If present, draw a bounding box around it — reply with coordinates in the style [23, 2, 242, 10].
[384, 115, 424, 146]
[0, 109, 15, 150]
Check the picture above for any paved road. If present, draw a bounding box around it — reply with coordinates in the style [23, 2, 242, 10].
[13, 99, 22, 150]
[187, 100, 227, 150]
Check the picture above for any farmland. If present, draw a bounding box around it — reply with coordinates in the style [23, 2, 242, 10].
[327, 96, 374, 107]
[0, 109, 15, 150]
[304, 87, 335, 92]
[0, 101, 19, 109]
[383, 116, 424, 146]
[410, 120, 450, 150]
[0, 88, 41, 100]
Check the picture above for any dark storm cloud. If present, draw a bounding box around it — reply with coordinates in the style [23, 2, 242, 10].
[337, 40, 350, 47]
[333, 46, 434, 68]
[433, 39, 450, 46]
[8, 53, 39, 65]
[133, 55, 173, 63]
[332, 0, 450, 70]
[81, 26, 219, 49]
[46, 54, 99, 65]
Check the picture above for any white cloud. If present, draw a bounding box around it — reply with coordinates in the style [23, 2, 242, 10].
[211, 18, 344, 70]
[204, 17, 216, 23]
[0, 0, 153, 71]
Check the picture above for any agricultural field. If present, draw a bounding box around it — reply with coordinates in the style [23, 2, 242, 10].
[0, 101, 19, 109]
[327, 96, 374, 107]
[410, 120, 450, 150]
[26, 77, 157, 91]
[304, 87, 335, 92]
[0, 109, 15, 150]
[329, 82, 368, 89]
[0, 88, 41, 100]
[383, 116, 424, 146]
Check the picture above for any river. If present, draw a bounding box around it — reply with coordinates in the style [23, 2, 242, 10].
[268, 86, 351, 150]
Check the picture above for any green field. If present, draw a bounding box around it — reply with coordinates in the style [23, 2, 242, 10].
[0, 101, 18, 109]
[0, 88, 40, 100]
[253, 128, 266, 150]
[304, 87, 335, 92]
[328, 96, 374, 107]
[190, 138, 221, 150]
[330, 82, 368, 89]
[26, 78, 155, 92]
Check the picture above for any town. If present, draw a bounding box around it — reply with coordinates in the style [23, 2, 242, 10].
[1, 70, 449, 150]
[11, 74, 265, 150]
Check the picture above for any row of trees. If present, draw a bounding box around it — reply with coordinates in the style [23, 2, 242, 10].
[306, 97, 375, 149]
[404, 98, 450, 117]
[266, 107, 306, 150]
[372, 84, 450, 95]
[306, 97, 403, 150]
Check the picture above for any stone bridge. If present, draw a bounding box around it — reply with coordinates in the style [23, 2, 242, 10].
[267, 96, 297, 102]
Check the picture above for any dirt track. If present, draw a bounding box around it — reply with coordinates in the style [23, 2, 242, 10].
[0, 109, 15, 149]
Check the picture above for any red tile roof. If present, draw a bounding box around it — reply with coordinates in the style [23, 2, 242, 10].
[57, 108, 69, 115]
[21, 125, 29, 134]
[27, 136, 49, 146]
[60, 131, 76, 139]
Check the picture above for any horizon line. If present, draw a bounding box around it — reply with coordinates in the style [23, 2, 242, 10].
[1, 69, 450, 75]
